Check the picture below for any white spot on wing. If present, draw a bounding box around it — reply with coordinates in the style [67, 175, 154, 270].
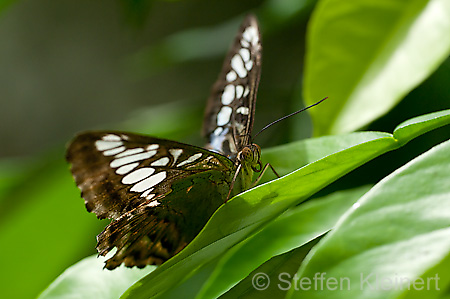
[177, 153, 203, 167]
[141, 188, 154, 198]
[236, 106, 250, 115]
[116, 162, 139, 175]
[147, 199, 160, 206]
[102, 134, 121, 141]
[243, 86, 250, 97]
[210, 127, 228, 153]
[231, 54, 247, 78]
[146, 144, 159, 150]
[235, 85, 244, 99]
[122, 167, 155, 184]
[169, 149, 183, 164]
[243, 26, 259, 45]
[241, 39, 249, 48]
[217, 106, 233, 126]
[226, 71, 237, 82]
[151, 157, 170, 166]
[115, 148, 144, 158]
[221, 85, 235, 105]
[103, 146, 126, 156]
[239, 48, 250, 62]
[245, 60, 253, 71]
[110, 150, 157, 168]
[95, 140, 122, 151]
[213, 127, 223, 136]
[130, 171, 167, 192]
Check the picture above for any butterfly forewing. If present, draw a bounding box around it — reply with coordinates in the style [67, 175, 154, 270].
[202, 15, 261, 159]
[67, 131, 235, 219]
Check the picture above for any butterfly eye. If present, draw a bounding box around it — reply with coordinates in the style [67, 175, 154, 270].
[237, 147, 253, 162]
[244, 147, 251, 158]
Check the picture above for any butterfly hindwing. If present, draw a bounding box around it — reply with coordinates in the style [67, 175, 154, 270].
[96, 204, 186, 269]
[96, 166, 230, 269]
[203, 15, 261, 159]
[67, 131, 235, 218]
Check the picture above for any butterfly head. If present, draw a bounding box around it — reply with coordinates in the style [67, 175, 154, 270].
[237, 143, 262, 172]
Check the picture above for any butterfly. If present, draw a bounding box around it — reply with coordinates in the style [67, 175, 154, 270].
[66, 15, 269, 270]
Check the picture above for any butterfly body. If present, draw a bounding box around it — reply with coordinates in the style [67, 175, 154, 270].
[67, 15, 263, 269]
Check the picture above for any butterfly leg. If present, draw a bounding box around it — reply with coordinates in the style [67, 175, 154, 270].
[226, 163, 242, 203]
[251, 162, 280, 188]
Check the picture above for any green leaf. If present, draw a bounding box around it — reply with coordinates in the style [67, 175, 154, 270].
[393, 109, 450, 145]
[289, 139, 450, 299]
[121, 110, 450, 298]
[197, 186, 371, 299]
[39, 255, 155, 299]
[221, 241, 320, 299]
[260, 132, 391, 182]
[304, 0, 450, 135]
[147, 187, 370, 298]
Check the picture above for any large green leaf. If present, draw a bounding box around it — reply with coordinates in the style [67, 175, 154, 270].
[154, 186, 370, 299]
[121, 110, 450, 298]
[196, 186, 371, 299]
[260, 132, 392, 183]
[304, 0, 450, 135]
[289, 137, 450, 298]
[220, 240, 320, 299]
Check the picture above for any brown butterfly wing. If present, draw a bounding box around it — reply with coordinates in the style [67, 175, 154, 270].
[203, 15, 262, 159]
[96, 205, 186, 269]
[67, 131, 235, 269]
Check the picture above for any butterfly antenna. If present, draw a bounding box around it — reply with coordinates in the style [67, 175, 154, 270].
[252, 97, 328, 141]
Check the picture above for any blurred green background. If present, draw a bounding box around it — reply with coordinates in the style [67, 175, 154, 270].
[0, 0, 448, 298]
